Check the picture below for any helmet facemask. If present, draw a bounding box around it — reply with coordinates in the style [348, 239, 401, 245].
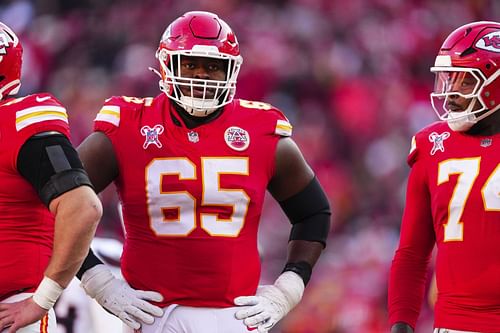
[431, 64, 500, 131]
[156, 45, 242, 117]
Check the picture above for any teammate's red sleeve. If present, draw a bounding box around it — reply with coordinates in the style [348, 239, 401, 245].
[388, 158, 435, 329]
[93, 96, 125, 136]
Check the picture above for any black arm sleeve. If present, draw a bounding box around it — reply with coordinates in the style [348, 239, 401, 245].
[17, 132, 94, 206]
[279, 176, 331, 247]
[76, 248, 104, 279]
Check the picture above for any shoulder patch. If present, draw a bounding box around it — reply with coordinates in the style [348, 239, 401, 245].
[275, 119, 292, 137]
[428, 131, 450, 155]
[16, 105, 68, 131]
[95, 105, 120, 127]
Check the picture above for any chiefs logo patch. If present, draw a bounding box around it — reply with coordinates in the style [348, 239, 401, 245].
[224, 126, 250, 151]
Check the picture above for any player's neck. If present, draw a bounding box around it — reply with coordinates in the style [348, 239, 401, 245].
[171, 103, 223, 129]
[466, 110, 500, 136]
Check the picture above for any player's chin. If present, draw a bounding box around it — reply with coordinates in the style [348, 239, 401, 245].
[447, 105, 464, 112]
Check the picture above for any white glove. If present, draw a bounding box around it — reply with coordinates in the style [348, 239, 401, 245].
[234, 271, 305, 333]
[81, 264, 164, 329]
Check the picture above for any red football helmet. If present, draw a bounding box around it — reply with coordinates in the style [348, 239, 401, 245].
[0, 22, 22, 101]
[430, 21, 500, 131]
[154, 11, 243, 117]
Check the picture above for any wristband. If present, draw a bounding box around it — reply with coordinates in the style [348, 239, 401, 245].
[282, 261, 312, 286]
[32, 276, 64, 310]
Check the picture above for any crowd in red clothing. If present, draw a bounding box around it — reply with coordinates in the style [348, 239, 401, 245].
[2, 0, 498, 331]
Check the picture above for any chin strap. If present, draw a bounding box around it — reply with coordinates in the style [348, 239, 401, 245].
[447, 111, 477, 131]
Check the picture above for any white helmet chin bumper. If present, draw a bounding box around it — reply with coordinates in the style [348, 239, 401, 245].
[446, 111, 477, 131]
[179, 95, 220, 117]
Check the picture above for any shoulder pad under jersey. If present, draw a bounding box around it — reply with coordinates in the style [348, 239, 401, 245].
[408, 121, 450, 166]
[235, 98, 293, 137]
[11, 93, 68, 134]
[94, 95, 154, 128]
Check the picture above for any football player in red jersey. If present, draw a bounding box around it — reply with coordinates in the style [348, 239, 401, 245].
[389, 21, 500, 333]
[75, 11, 331, 333]
[0, 22, 102, 332]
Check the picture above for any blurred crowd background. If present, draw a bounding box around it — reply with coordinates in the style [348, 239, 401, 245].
[2, 0, 499, 332]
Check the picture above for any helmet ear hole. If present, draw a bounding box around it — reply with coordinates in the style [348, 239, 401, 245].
[460, 47, 476, 56]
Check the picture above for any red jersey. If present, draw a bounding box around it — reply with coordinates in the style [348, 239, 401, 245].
[93, 94, 292, 308]
[0, 93, 70, 300]
[389, 121, 500, 332]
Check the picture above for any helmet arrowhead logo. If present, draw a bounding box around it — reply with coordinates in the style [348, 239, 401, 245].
[476, 31, 500, 53]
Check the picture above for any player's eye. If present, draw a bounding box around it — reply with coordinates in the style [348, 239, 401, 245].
[208, 63, 220, 71]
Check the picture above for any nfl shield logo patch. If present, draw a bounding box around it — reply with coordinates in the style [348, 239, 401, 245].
[187, 130, 199, 143]
[480, 138, 492, 147]
[224, 126, 250, 151]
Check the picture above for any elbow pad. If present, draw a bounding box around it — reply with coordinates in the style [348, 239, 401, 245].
[279, 177, 331, 247]
[17, 132, 94, 206]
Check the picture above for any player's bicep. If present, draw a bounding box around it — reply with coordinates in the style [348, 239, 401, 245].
[17, 132, 94, 206]
[398, 161, 435, 255]
[268, 137, 314, 201]
[77, 131, 118, 193]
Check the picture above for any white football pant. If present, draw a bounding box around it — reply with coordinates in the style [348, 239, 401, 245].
[0, 293, 56, 333]
[123, 304, 255, 333]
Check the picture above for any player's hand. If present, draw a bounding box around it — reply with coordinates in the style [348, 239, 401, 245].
[0, 297, 48, 333]
[234, 271, 304, 333]
[81, 264, 164, 329]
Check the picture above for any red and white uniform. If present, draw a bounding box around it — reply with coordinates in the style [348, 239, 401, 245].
[389, 121, 500, 332]
[0, 93, 69, 301]
[94, 94, 292, 308]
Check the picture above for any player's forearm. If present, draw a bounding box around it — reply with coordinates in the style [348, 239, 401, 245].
[46, 186, 102, 287]
[282, 240, 323, 285]
[286, 240, 323, 267]
[388, 248, 431, 329]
